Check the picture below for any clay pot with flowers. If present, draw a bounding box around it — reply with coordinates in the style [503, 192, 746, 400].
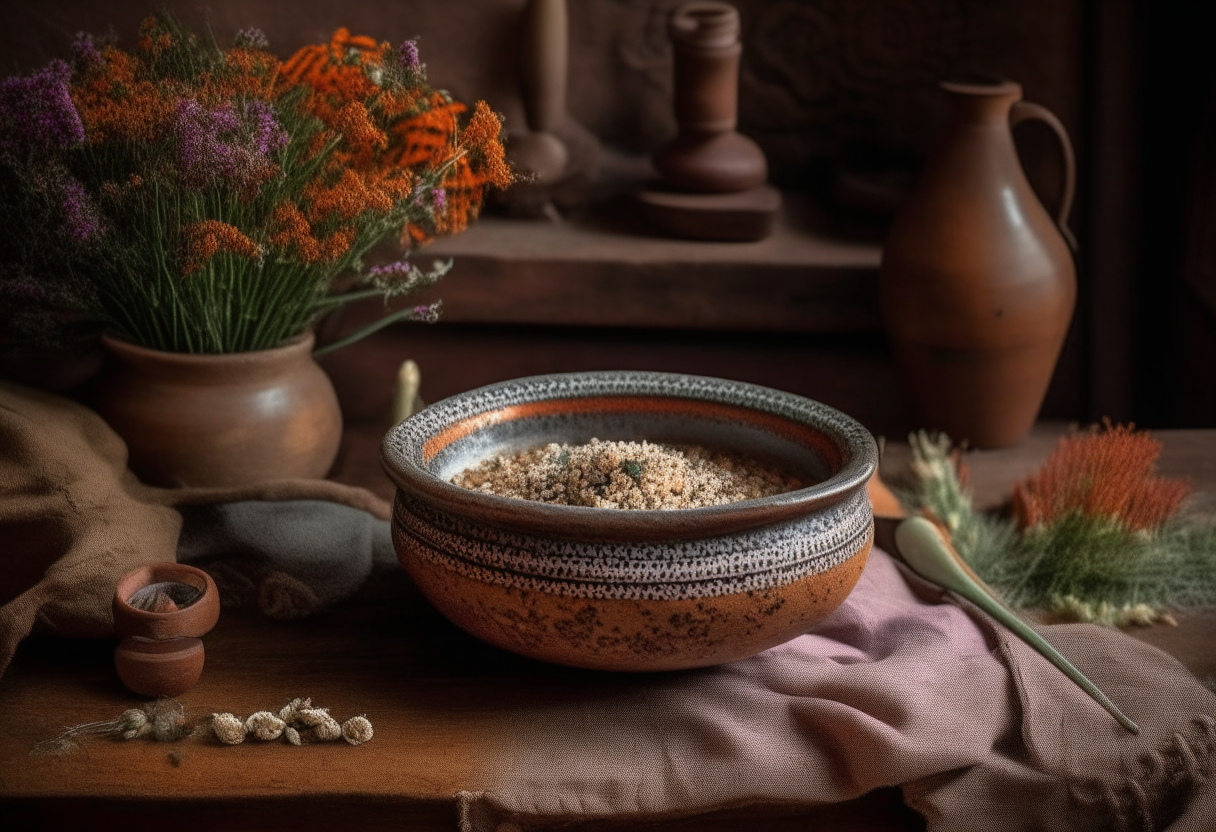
[0, 16, 512, 486]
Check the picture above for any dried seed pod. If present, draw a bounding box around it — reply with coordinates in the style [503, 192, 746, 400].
[342, 716, 373, 746]
[245, 711, 286, 741]
[313, 715, 342, 742]
[117, 708, 150, 740]
[212, 713, 247, 745]
[278, 697, 311, 724]
[296, 707, 331, 727]
[284, 726, 301, 746]
[151, 711, 186, 742]
[118, 709, 149, 732]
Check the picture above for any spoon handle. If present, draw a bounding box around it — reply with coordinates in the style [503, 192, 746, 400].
[895, 517, 1140, 735]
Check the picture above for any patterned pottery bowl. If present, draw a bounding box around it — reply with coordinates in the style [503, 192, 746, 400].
[380, 372, 877, 671]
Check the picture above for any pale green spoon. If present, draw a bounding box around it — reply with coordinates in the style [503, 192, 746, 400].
[893, 516, 1140, 735]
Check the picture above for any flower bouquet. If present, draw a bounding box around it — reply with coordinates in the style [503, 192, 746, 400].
[0, 14, 511, 356]
[0, 15, 512, 485]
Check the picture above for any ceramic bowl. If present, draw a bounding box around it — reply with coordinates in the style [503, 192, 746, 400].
[380, 372, 877, 671]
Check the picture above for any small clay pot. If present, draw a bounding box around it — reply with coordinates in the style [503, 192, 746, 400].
[113, 564, 219, 697]
[114, 637, 205, 698]
[113, 563, 220, 640]
[93, 332, 342, 487]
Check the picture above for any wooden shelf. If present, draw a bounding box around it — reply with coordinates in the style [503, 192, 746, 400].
[409, 194, 884, 334]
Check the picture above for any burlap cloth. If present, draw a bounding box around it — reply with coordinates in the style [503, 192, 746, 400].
[2, 379, 1213, 829]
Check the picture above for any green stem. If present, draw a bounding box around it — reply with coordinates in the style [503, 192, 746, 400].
[310, 286, 385, 310]
[312, 306, 425, 357]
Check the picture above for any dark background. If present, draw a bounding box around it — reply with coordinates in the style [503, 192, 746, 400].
[3, 0, 1214, 434]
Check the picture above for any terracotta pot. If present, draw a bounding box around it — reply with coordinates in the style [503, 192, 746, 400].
[94, 332, 342, 487]
[381, 371, 876, 671]
[652, 1, 766, 194]
[114, 637, 205, 698]
[113, 563, 220, 640]
[112, 563, 219, 697]
[880, 78, 1077, 448]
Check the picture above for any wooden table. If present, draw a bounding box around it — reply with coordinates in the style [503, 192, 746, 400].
[1, 424, 1212, 831]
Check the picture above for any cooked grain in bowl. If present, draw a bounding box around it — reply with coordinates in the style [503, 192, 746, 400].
[450, 437, 805, 509]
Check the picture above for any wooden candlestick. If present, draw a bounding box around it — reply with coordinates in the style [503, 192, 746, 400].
[640, 1, 780, 241]
[508, 0, 569, 185]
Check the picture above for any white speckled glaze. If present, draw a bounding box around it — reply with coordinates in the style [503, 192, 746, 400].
[381, 371, 877, 670]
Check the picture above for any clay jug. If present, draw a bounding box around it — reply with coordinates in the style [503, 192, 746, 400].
[880, 78, 1077, 448]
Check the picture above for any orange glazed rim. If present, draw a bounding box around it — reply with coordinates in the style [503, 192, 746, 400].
[380, 372, 877, 542]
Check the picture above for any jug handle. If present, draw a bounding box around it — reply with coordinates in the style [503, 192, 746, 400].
[1010, 101, 1078, 252]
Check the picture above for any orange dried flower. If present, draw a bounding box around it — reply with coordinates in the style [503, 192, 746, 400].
[460, 101, 513, 189]
[1011, 421, 1190, 531]
[198, 47, 282, 103]
[333, 101, 387, 160]
[268, 202, 322, 263]
[380, 88, 423, 118]
[268, 202, 354, 263]
[411, 101, 512, 240]
[278, 28, 382, 125]
[182, 220, 260, 275]
[305, 168, 392, 223]
[318, 226, 357, 261]
[384, 94, 464, 170]
[136, 16, 175, 54]
[71, 46, 178, 143]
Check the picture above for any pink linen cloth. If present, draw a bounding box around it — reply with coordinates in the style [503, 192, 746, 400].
[460, 548, 1215, 831]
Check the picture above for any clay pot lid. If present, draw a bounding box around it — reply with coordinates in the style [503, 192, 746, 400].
[113, 563, 220, 639]
[381, 371, 877, 543]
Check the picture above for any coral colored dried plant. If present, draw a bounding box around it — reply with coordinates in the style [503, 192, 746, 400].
[1011, 420, 1191, 532]
[0, 15, 512, 354]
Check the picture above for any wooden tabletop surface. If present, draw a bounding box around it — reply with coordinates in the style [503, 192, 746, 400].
[1, 423, 1212, 831]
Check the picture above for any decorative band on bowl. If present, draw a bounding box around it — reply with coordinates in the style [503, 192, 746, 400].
[393, 490, 873, 601]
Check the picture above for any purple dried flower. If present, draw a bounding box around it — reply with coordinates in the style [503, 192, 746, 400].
[0, 263, 48, 302]
[0, 60, 85, 157]
[58, 176, 104, 244]
[245, 100, 289, 156]
[431, 187, 446, 212]
[411, 301, 442, 324]
[173, 99, 238, 185]
[71, 33, 103, 66]
[368, 260, 413, 280]
[172, 98, 285, 192]
[399, 39, 420, 70]
[367, 260, 423, 297]
[234, 27, 270, 50]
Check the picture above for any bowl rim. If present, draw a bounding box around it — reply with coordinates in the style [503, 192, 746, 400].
[380, 371, 877, 542]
